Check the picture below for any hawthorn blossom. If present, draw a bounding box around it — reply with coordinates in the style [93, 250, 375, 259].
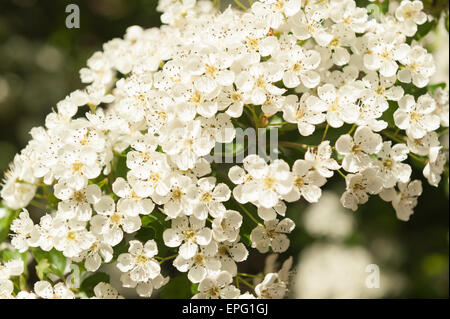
[163, 216, 212, 259]
[250, 218, 295, 253]
[394, 94, 440, 139]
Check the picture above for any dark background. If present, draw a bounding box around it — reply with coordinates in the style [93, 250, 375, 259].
[0, 0, 448, 298]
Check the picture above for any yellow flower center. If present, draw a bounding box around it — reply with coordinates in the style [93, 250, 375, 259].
[172, 188, 183, 201]
[193, 254, 206, 265]
[67, 231, 77, 241]
[294, 176, 304, 188]
[201, 192, 212, 203]
[73, 191, 86, 203]
[72, 162, 83, 173]
[136, 255, 148, 265]
[264, 176, 275, 189]
[184, 229, 197, 241]
[205, 64, 218, 78]
[110, 213, 122, 225]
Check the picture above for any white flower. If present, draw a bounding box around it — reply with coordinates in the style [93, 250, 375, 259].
[212, 210, 243, 242]
[335, 126, 382, 173]
[257, 201, 287, 222]
[340, 167, 384, 211]
[1, 155, 37, 210]
[395, 0, 427, 37]
[0, 259, 24, 280]
[397, 45, 435, 88]
[283, 159, 326, 203]
[290, 10, 333, 46]
[117, 240, 161, 283]
[329, 0, 368, 33]
[92, 282, 123, 299]
[282, 94, 326, 136]
[161, 119, 215, 171]
[250, 218, 295, 253]
[315, 84, 360, 128]
[235, 62, 285, 106]
[364, 32, 409, 77]
[54, 182, 101, 221]
[163, 216, 212, 259]
[432, 88, 449, 127]
[254, 0, 301, 29]
[407, 131, 440, 156]
[34, 281, 75, 299]
[155, 174, 194, 219]
[73, 235, 113, 272]
[374, 141, 412, 188]
[380, 180, 422, 221]
[394, 94, 440, 139]
[278, 46, 321, 88]
[28, 214, 55, 252]
[121, 273, 169, 298]
[193, 271, 240, 299]
[173, 241, 221, 283]
[239, 156, 293, 209]
[126, 152, 172, 198]
[304, 141, 340, 178]
[217, 240, 248, 276]
[423, 146, 446, 187]
[91, 195, 141, 246]
[255, 273, 287, 299]
[187, 177, 230, 220]
[326, 23, 355, 66]
[52, 219, 95, 258]
[10, 209, 35, 253]
[0, 279, 14, 299]
[112, 177, 155, 217]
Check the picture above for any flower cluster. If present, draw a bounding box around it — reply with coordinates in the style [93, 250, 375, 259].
[0, 0, 448, 299]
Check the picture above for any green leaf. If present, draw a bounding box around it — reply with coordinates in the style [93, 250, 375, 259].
[0, 248, 23, 262]
[0, 207, 18, 243]
[191, 283, 199, 295]
[80, 272, 110, 297]
[413, 19, 437, 41]
[160, 275, 192, 299]
[427, 82, 447, 93]
[35, 258, 51, 280]
[135, 226, 156, 242]
[31, 248, 67, 279]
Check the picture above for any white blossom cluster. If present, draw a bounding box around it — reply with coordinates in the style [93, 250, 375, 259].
[0, 0, 448, 299]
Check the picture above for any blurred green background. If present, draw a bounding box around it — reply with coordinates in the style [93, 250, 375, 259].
[0, 0, 448, 298]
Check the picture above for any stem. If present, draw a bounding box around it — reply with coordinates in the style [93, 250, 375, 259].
[238, 272, 262, 278]
[347, 124, 357, 135]
[237, 276, 255, 289]
[243, 108, 255, 128]
[382, 130, 405, 144]
[321, 124, 330, 142]
[438, 127, 449, 137]
[408, 153, 428, 164]
[157, 254, 178, 264]
[235, 200, 263, 227]
[246, 104, 259, 128]
[233, 0, 248, 10]
[336, 169, 347, 179]
[278, 141, 314, 150]
[269, 121, 291, 126]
